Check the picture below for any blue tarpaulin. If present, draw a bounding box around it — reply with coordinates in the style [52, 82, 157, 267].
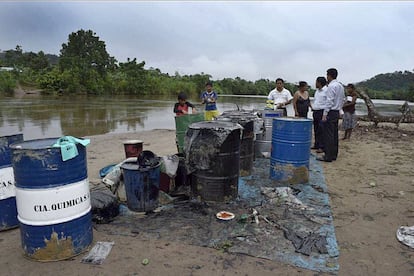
[97, 153, 339, 274]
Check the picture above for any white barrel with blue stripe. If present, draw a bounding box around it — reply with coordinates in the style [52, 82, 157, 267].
[11, 138, 93, 261]
[0, 134, 24, 231]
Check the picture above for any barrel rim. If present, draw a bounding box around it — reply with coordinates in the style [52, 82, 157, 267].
[273, 117, 313, 122]
[123, 140, 143, 144]
[189, 120, 242, 130]
[121, 161, 161, 172]
[0, 133, 24, 139]
[9, 137, 61, 150]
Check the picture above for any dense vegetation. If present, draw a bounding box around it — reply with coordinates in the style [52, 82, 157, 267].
[1, 29, 413, 101]
[356, 71, 414, 101]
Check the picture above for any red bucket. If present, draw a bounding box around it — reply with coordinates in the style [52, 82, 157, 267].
[123, 140, 143, 158]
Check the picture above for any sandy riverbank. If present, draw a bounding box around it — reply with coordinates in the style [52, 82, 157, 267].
[1, 123, 413, 275]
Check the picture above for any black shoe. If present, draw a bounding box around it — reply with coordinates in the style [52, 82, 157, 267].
[316, 156, 332, 162]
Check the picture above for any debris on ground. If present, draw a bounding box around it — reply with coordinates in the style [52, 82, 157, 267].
[81, 241, 115, 265]
[396, 225, 414, 248]
[95, 155, 340, 273]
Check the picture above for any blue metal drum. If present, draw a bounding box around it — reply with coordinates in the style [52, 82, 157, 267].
[0, 134, 24, 231]
[121, 161, 161, 212]
[11, 138, 92, 261]
[270, 117, 312, 184]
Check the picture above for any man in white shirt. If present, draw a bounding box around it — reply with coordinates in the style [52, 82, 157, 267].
[311, 76, 328, 153]
[267, 78, 293, 116]
[317, 68, 345, 162]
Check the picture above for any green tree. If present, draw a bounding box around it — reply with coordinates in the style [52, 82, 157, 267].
[24, 51, 50, 71]
[3, 45, 23, 68]
[0, 71, 16, 93]
[117, 58, 147, 93]
[59, 29, 116, 93]
[254, 79, 273, 95]
[37, 67, 64, 91]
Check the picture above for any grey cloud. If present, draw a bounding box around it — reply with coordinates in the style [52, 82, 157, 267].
[1, 1, 414, 84]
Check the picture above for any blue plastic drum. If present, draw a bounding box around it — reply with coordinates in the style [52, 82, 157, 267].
[0, 134, 24, 231]
[270, 117, 312, 184]
[10, 138, 93, 261]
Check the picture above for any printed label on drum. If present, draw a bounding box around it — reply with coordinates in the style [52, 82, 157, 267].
[0, 166, 16, 200]
[16, 178, 91, 226]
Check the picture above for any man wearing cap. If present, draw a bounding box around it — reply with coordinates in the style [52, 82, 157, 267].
[267, 78, 293, 116]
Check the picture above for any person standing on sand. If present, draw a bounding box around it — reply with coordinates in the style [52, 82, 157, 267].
[293, 81, 311, 118]
[173, 92, 197, 116]
[311, 76, 328, 153]
[341, 84, 358, 140]
[317, 68, 345, 162]
[267, 78, 293, 116]
[201, 81, 219, 120]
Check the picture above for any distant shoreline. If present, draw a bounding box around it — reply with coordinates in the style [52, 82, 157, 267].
[13, 84, 42, 97]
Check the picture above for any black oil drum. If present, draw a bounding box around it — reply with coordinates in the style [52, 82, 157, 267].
[218, 111, 256, 176]
[185, 121, 242, 202]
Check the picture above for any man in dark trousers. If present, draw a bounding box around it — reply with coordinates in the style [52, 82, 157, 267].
[311, 76, 328, 153]
[317, 68, 345, 162]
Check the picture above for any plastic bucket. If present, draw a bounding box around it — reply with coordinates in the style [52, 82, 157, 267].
[123, 140, 143, 158]
[11, 138, 92, 261]
[0, 133, 24, 231]
[121, 161, 161, 212]
[186, 121, 241, 202]
[270, 117, 312, 184]
[175, 113, 205, 153]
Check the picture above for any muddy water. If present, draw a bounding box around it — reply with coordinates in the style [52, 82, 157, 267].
[0, 93, 405, 140]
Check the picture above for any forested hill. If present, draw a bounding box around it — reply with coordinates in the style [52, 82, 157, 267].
[356, 70, 414, 101]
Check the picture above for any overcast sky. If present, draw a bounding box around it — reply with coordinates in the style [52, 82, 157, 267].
[1, 1, 413, 86]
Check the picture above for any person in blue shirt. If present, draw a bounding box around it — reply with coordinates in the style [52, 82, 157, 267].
[200, 81, 219, 120]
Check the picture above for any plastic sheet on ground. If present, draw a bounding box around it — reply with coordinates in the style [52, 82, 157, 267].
[81, 241, 115, 265]
[95, 154, 339, 274]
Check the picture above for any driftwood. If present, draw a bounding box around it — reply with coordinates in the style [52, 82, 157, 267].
[356, 88, 413, 127]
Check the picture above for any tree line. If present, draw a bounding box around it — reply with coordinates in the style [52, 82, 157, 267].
[1, 29, 413, 101]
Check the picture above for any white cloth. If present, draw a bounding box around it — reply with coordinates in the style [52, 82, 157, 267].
[312, 86, 328, 110]
[323, 79, 345, 116]
[267, 88, 293, 106]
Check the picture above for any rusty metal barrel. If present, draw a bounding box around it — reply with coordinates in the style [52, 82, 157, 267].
[185, 121, 242, 202]
[218, 111, 256, 176]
